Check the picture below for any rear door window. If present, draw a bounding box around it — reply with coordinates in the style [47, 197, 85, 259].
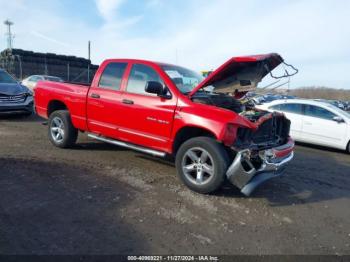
[98, 62, 128, 90]
[271, 103, 303, 114]
[304, 105, 336, 120]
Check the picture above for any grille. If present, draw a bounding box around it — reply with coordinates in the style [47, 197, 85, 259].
[252, 114, 290, 144]
[235, 113, 291, 149]
[0, 94, 27, 103]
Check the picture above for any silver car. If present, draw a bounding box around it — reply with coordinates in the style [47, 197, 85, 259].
[0, 69, 34, 115]
[22, 75, 64, 91]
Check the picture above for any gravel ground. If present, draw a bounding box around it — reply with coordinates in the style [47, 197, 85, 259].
[0, 114, 349, 255]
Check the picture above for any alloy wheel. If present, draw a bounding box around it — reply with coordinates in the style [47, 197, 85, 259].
[181, 147, 215, 186]
[50, 116, 65, 143]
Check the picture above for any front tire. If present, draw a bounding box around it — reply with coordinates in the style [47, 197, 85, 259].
[347, 141, 350, 154]
[175, 137, 230, 194]
[48, 110, 78, 148]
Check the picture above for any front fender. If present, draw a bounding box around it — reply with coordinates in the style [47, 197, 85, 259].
[172, 99, 253, 143]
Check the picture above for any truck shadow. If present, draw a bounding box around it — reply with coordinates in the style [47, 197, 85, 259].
[0, 157, 149, 254]
[216, 148, 350, 207]
[73, 141, 129, 152]
[136, 155, 175, 168]
[130, 148, 350, 207]
[57, 140, 350, 207]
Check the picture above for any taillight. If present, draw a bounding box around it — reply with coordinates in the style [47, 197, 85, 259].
[222, 123, 237, 146]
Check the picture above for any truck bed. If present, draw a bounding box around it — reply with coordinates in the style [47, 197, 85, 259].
[35, 81, 89, 130]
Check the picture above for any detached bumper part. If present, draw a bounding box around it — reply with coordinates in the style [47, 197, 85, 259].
[226, 146, 294, 196]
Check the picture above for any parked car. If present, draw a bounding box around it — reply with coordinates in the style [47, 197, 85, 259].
[262, 94, 294, 103]
[0, 69, 34, 115]
[250, 95, 266, 105]
[331, 100, 346, 111]
[257, 99, 350, 153]
[344, 101, 350, 111]
[315, 99, 346, 111]
[34, 53, 295, 196]
[22, 75, 64, 91]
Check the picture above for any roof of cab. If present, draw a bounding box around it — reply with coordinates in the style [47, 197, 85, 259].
[101, 58, 173, 66]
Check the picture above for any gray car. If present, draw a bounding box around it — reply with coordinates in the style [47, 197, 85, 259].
[21, 75, 64, 91]
[0, 69, 34, 115]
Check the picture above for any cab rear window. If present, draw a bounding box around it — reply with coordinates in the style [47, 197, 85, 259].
[98, 63, 127, 90]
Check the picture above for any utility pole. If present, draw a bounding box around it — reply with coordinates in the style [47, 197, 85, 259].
[88, 40, 91, 61]
[87, 40, 91, 83]
[67, 63, 70, 81]
[4, 19, 14, 50]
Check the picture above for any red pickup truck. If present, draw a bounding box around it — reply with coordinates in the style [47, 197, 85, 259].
[35, 53, 294, 196]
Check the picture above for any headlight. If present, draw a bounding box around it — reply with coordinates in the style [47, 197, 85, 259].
[21, 85, 33, 96]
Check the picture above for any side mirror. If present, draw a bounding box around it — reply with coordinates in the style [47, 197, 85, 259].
[333, 116, 344, 123]
[145, 81, 170, 98]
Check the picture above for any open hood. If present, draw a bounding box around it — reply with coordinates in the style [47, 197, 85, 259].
[189, 53, 284, 96]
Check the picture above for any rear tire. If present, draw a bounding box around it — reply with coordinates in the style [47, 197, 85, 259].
[175, 137, 230, 194]
[48, 110, 78, 148]
[347, 141, 350, 154]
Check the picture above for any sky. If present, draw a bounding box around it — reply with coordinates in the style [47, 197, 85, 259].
[0, 0, 349, 89]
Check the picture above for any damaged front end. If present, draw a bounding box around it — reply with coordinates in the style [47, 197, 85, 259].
[186, 53, 297, 195]
[227, 113, 294, 196]
[235, 112, 291, 149]
[227, 139, 294, 196]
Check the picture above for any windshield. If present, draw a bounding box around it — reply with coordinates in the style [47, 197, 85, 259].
[324, 103, 350, 118]
[0, 71, 17, 84]
[161, 65, 204, 94]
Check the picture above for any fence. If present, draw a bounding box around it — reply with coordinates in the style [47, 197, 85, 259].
[0, 48, 98, 83]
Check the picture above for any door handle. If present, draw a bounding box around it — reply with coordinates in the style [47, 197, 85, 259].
[91, 93, 100, 99]
[122, 99, 134, 105]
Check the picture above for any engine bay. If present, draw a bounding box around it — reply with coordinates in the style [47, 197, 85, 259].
[191, 91, 291, 149]
[191, 91, 270, 122]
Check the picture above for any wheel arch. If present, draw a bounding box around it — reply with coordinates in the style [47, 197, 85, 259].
[47, 100, 68, 117]
[172, 125, 218, 155]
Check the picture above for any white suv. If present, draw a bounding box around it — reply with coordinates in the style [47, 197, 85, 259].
[257, 99, 350, 153]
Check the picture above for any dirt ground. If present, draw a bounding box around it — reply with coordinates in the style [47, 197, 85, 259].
[0, 114, 349, 255]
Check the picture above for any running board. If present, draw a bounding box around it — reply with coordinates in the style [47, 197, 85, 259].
[87, 133, 166, 157]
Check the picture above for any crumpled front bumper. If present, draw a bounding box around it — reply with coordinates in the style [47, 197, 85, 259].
[226, 138, 294, 196]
